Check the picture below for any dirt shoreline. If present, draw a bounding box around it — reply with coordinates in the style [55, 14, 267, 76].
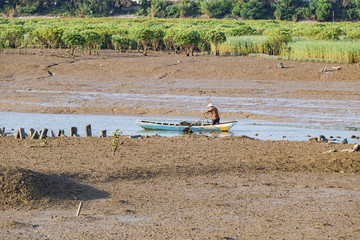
[1, 48, 360, 124]
[1, 136, 360, 239]
[1, 49, 360, 239]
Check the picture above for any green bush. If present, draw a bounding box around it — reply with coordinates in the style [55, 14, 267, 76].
[205, 29, 226, 55]
[174, 30, 200, 56]
[30, 27, 64, 48]
[164, 28, 178, 51]
[346, 29, 360, 39]
[316, 26, 341, 40]
[225, 25, 255, 37]
[111, 34, 131, 52]
[61, 30, 86, 56]
[81, 30, 102, 54]
[134, 28, 154, 55]
[151, 27, 165, 51]
[0, 26, 25, 48]
[264, 28, 291, 55]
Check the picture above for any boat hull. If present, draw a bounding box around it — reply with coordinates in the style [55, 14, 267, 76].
[136, 120, 237, 132]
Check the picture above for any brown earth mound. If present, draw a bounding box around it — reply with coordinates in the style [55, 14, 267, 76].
[0, 165, 108, 210]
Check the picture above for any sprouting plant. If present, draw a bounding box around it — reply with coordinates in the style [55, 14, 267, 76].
[111, 129, 123, 155]
[39, 139, 50, 147]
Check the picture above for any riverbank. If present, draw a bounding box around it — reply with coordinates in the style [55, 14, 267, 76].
[1, 49, 360, 125]
[1, 49, 360, 239]
[0, 135, 360, 239]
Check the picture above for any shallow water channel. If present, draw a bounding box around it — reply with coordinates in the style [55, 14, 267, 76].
[1, 112, 359, 143]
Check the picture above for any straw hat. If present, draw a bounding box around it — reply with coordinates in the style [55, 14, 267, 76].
[207, 103, 214, 107]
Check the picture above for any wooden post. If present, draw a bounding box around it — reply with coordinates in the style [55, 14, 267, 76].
[0, 127, 4, 137]
[28, 128, 35, 138]
[56, 129, 65, 137]
[31, 131, 39, 139]
[76, 202, 83, 216]
[15, 128, 26, 139]
[50, 130, 55, 138]
[70, 127, 78, 137]
[99, 130, 107, 138]
[85, 124, 92, 137]
[39, 128, 48, 139]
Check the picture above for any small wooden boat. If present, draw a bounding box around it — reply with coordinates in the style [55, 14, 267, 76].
[136, 120, 238, 132]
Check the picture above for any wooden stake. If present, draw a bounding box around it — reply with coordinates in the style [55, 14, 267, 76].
[70, 127, 78, 137]
[15, 128, 26, 139]
[99, 130, 107, 138]
[85, 124, 92, 137]
[39, 128, 48, 139]
[76, 201, 83, 216]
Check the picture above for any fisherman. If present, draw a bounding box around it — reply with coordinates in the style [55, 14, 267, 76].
[203, 103, 220, 125]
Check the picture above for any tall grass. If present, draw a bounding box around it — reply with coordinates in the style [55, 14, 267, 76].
[285, 38, 360, 63]
[218, 36, 268, 55]
[219, 36, 360, 63]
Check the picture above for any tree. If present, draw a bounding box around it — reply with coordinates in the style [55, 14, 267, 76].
[148, 0, 167, 17]
[205, 30, 226, 56]
[200, 0, 233, 18]
[264, 28, 291, 55]
[0, 26, 25, 48]
[164, 28, 178, 52]
[111, 34, 130, 52]
[81, 30, 102, 54]
[151, 28, 165, 51]
[61, 31, 86, 56]
[316, 0, 333, 21]
[174, 30, 200, 56]
[33, 27, 65, 49]
[354, 0, 360, 18]
[274, 0, 297, 21]
[240, 0, 266, 20]
[134, 28, 154, 56]
[166, 4, 180, 18]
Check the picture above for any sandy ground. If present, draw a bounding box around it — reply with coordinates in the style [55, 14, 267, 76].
[0, 49, 360, 239]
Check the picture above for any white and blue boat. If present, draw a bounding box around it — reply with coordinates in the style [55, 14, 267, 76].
[136, 119, 238, 132]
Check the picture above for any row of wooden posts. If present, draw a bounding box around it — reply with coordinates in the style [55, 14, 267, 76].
[0, 124, 107, 139]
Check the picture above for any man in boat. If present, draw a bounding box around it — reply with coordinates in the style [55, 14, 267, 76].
[203, 103, 220, 125]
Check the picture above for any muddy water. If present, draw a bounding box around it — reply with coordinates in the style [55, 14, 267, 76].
[1, 89, 360, 126]
[1, 112, 359, 143]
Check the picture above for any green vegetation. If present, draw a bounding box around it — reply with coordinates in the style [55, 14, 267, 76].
[110, 129, 122, 155]
[0, 18, 360, 63]
[286, 38, 360, 63]
[2, 0, 360, 22]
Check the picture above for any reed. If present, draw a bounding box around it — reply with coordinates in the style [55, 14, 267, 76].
[218, 35, 268, 55]
[284, 38, 360, 63]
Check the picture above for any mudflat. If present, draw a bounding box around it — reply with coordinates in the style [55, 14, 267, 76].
[1, 49, 360, 124]
[0, 49, 360, 239]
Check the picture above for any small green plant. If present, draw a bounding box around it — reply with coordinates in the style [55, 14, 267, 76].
[111, 129, 122, 155]
[40, 139, 49, 147]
